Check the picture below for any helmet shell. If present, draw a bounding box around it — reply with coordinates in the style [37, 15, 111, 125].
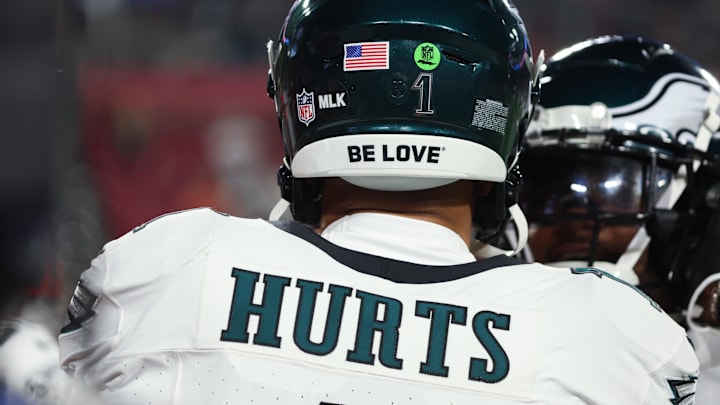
[520, 35, 720, 313]
[534, 34, 720, 146]
[270, 0, 534, 190]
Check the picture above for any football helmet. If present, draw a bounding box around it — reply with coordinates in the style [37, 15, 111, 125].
[518, 35, 720, 313]
[266, 0, 538, 232]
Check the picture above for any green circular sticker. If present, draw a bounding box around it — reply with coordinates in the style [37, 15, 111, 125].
[414, 43, 441, 71]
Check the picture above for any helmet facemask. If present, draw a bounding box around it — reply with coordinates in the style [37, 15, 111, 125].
[520, 124, 683, 283]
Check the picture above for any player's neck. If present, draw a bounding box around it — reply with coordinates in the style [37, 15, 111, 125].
[319, 178, 475, 247]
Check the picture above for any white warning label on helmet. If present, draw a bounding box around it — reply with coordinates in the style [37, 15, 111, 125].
[471, 99, 508, 135]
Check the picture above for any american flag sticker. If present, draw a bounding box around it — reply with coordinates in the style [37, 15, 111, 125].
[343, 42, 390, 71]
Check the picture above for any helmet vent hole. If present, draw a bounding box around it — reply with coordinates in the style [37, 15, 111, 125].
[322, 54, 343, 64]
[443, 51, 473, 66]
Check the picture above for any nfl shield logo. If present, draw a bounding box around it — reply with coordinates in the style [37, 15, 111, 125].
[296, 89, 316, 126]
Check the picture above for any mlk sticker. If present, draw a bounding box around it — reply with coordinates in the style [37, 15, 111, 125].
[296, 88, 316, 126]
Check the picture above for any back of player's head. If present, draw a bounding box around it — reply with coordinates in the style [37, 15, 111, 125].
[519, 35, 720, 310]
[267, 0, 537, 228]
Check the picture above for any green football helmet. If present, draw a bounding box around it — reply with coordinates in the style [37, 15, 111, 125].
[518, 35, 720, 314]
[267, 0, 537, 227]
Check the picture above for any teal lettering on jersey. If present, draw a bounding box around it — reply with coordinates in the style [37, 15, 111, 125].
[220, 268, 291, 347]
[415, 301, 467, 377]
[220, 270, 516, 384]
[294, 279, 352, 355]
[469, 311, 510, 383]
[346, 290, 404, 369]
[571, 267, 661, 311]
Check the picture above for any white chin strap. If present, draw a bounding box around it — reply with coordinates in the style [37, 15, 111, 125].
[269, 198, 290, 221]
[507, 204, 529, 256]
[472, 203, 529, 258]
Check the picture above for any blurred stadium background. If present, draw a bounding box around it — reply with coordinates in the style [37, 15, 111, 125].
[1, 0, 719, 332]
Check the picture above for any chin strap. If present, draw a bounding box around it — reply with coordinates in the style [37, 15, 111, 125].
[530, 49, 545, 110]
[269, 157, 292, 221]
[473, 203, 529, 258]
[613, 227, 650, 282]
[507, 204, 529, 255]
[269, 198, 290, 221]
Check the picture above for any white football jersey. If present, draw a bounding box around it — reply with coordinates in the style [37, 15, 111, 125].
[59, 208, 698, 404]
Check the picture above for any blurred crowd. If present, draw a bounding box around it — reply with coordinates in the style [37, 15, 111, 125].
[1, 0, 719, 403]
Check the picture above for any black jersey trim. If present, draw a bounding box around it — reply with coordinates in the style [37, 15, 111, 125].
[271, 221, 525, 284]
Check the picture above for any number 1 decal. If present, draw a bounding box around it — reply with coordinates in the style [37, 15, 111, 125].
[412, 73, 434, 115]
